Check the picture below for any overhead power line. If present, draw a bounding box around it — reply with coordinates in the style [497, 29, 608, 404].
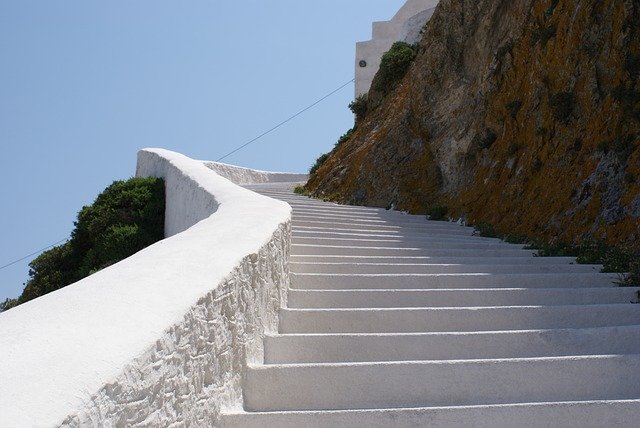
[216, 78, 355, 162]
[0, 238, 68, 272]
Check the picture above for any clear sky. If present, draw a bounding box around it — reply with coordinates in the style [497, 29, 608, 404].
[0, 1, 405, 301]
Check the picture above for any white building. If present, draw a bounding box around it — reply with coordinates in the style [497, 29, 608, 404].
[355, 0, 440, 97]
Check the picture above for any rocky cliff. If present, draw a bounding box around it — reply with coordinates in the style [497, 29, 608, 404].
[308, 0, 640, 245]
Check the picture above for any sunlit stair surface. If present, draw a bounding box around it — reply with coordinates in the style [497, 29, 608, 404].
[219, 183, 640, 428]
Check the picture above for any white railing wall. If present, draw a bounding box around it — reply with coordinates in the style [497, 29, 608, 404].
[0, 148, 295, 426]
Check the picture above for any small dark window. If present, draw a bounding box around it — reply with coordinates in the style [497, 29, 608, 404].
[359, 60, 367, 68]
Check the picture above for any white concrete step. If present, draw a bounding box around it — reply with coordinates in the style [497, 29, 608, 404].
[287, 287, 640, 308]
[289, 255, 578, 265]
[294, 227, 485, 240]
[292, 243, 537, 257]
[292, 216, 471, 230]
[243, 355, 640, 411]
[230, 184, 639, 426]
[292, 219, 472, 232]
[278, 304, 640, 333]
[264, 325, 640, 364]
[291, 272, 618, 289]
[289, 262, 600, 274]
[291, 236, 521, 249]
[292, 211, 462, 225]
[220, 399, 640, 428]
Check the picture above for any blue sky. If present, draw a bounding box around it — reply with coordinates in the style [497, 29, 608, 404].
[0, 1, 405, 301]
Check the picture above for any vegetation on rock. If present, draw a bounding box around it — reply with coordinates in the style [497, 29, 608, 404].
[1, 177, 165, 312]
[307, 0, 640, 250]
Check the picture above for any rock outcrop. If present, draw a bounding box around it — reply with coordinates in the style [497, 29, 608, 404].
[308, 0, 640, 244]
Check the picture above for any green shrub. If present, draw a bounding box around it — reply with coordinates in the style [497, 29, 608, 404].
[335, 128, 355, 148]
[6, 177, 165, 310]
[293, 185, 308, 195]
[479, 128, 498, 149]
[373, 42, 417, 93]
[527, 240, 578, 257]
[506, 100, 523, 120]
[532, 157, 543, 173]
[426, 205, 449, 221]
[618, 254, 640, 287]
[549, 91, 575, 123]
[597, 136, 637, 161]
[349, 95, 368, 124]
[0, 298, 18, 312]
[474, 223, 499, 238]
[507, 143, 522, 156]
[530, 24, 557, 47]
[309, 153, 330, 176]
[545, 0, 560, 18]
[504, 234, 528, 244]
[625, 54, 640, 77]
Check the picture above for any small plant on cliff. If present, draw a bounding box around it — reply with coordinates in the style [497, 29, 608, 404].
[374, 42, 417, 92]
[0, 298, 18, 312]
[549, 91, 575, 123]
[4, 177, 165, 311]
[349, 94, 368, 125]
[426, 205, 449, 221]
[506, 100, 523, 120]
[473, 223, 499, 238]
[335, 128, 355, 148]
[597, 136, 637, 161]
[293, 185, 308, 195]
[530, 24, 557, 47]
[478, 128, 498, 149]
[309, 153, 330, 176]
[507, 143, 522, 156]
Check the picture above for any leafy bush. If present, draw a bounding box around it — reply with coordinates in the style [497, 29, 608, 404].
[530, 24, 557, 47]
[532, 157, 543, 173]
[0, 298, 18, 312]
[293, 185, 308, 195]
[4, 177, 165, 311]
[597, 136, 637, 161]
[372, 42, 417, 93]
[349, 94, 368, 124]
[427, 205, 449, 221]
[507, 143, 522, 156]
[479, 128, 498, 149]
[503, 234, 528, 244]
[474, 223, 499, 238]
[471, 223, 638, 284]
[309, 153, 330, 176]
[335, 128, 355, 148]
[549, 91, 575, 123]
[506, 100, 523, 120]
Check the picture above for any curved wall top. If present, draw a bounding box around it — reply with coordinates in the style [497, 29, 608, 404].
[355, 0, 440, 97]
[203, 161, 308, 186]
[0, 149, 293, 426]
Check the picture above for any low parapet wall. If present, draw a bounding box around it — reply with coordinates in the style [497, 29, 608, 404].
[0, 148, 292, 426]
[203, 161, 307, 186]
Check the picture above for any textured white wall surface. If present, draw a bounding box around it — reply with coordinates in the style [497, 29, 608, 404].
[0, 148, 292, 427]
[203, 161, 307, 186]
[355, 0, 440, 97]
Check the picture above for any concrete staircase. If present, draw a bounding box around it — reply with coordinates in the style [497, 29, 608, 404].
[220, 183, 640, 427]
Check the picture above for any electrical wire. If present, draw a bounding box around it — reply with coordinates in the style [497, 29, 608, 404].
[216, 78, 355, 162]
[1, 79, 355, 274]
[0, 238, 68, 272]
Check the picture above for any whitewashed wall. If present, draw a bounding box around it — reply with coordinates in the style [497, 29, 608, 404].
[355, 0, 440, 97]
[0, 148, 293, 427]
[203, 161, 307, 186]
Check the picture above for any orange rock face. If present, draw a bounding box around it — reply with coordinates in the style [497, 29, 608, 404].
[308, 0, 640, 245]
